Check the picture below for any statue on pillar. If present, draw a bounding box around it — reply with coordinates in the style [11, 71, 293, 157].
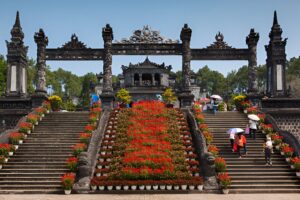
[246, 28, 259, 94]
[34, 28, 48, 94]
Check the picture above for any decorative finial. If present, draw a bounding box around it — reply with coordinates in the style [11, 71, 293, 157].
[14, 11, 21, 28]
[273, 10, 278, 26]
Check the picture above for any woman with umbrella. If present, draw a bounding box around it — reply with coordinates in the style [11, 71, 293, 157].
[210, 95, 222, 114]
[248, 114, 260, 140]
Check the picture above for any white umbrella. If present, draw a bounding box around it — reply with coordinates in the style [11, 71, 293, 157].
[210, 95, 222, 100]
[227, 128, 244, 134]
[248, 114, 260, 121]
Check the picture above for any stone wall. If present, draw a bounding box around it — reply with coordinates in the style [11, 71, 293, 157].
[271, 113, 300, 144]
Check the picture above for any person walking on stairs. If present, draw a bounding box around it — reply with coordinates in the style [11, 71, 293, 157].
[249, 119, 257, 140]
[235, 133, 244, 158]
[264, 138, 273, 166]
[229, 132, 235, 152]
[241, 133, 247, 155]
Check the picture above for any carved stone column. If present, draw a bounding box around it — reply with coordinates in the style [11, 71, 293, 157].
[246, 29, 259, 94]
[100, 24, 114, 110]
[5, 11, 28, 98]
[178, 24, 194, 108]
[34, 29, 48, 94]
[32, 28, 48, 107]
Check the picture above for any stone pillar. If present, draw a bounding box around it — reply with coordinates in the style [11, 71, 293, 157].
[246, 28, 259, 94]
[5, 11, 28, 97]
[139, 74, 142, 86]
[152, 74, 155, 86]
[265, 11, 288, 97]
[131, 75, 134, 86]
[178, 24, 194, 107]
[32, 28, 48, 107]
[100, 24, 114, 110]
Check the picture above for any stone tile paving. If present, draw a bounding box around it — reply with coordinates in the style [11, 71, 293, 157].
[0, 194, 299, 200]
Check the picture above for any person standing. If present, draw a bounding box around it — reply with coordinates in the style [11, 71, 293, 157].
[264, 138, 273, 166]
[249, 119, 257, 140]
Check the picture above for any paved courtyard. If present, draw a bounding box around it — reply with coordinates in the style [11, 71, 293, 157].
[0, 194, 299, 200]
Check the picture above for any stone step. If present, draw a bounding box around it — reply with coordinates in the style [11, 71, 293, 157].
[231, 179, 300, 184]
[227, 168, 292, 172]
[14, 152, 72, 156]
[230, 175, 299, 180]
[227, 171, 295, 175]
[229, 188, 300, 194]
[0, 169, 68, 173]
[3, 165, 66, 169]
[0, 172, 65, 177]
[0, 180, 61, 185]
[230, 184, 300, 189]
[0, 189, 62, 194]
[227, 164, 290, 168]
[0, 177, 60, 181]
[0, 185, 62, 190]
[13, 149, 73, 153]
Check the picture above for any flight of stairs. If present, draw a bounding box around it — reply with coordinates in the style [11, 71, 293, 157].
[0, 112, 89, 194]
[204, 112, 300, 193]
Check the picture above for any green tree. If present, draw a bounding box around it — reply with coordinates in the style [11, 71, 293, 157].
[0, 55, 7, 95]
[80, 73, 97, 108]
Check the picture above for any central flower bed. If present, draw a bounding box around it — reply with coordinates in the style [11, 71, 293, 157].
[91, 101, 202, 191]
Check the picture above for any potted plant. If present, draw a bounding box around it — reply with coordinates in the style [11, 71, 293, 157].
[9, 133, 24, 145]
[208, 144, 219, 157]
[0, 144, 10, 157]
[162, 88, 177, 108]
[61, 173, 75, 195]
[115, 88, 131, 108]
[48, 95, 62, 111]
[72, 143, 87, 157]
[215, 157, 227, 173]
[90, 177, 99, 191]
[66, 157, 78, 172]
[217, 172, 231, 194]
[0, 155, 5, 169]
[79, 133, 91, 144]
[18, 122, 32, 134]
[282, 146, 294, 161]
[42, 100, 51, 112]
[294, 161, 300, 177]
[26, 114, 39, 125]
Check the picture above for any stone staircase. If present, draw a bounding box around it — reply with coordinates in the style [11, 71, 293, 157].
[0, 112, 89, 194]
[204, 112, 300, 193]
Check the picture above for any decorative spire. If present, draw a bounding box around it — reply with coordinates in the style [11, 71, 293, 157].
[273, 10, 278, 26]
[10, 11, 24, 42]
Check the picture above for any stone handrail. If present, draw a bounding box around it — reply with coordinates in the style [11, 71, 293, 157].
[74, 110, 110, 193]
[184, 108, 218, 191]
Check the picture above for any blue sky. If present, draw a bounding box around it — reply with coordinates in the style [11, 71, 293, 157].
[1, 0, 300, 76]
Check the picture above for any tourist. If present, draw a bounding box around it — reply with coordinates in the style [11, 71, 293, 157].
[235, 133, 244, 158]
[241, 133, 247, 155]
[90, 93, 99, 107]
[211, 98, 218, 114]
[249, 119, 257, 140]
[264, 138, 273, 166]
[229, 132, 235, 152]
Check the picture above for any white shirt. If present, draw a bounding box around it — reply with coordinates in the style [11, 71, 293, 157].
[266, 141, 273, 149]
[249, 120, 257, 130]
[229, 133, 235, 139]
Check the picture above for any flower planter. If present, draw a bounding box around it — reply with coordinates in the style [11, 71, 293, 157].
[46, 110, 50, 114]
[153, 185, 158, 190]
[291, 165, 295, 169]
[96, 173, 101, 177]
[275, 145, 280, 150]
[197, 185, 203, 191]
[97, 165, 102, 169]
[286, 158, 291, 162]
[123, 185, 129, 190]
[189, 185, 195, 190]
[91, 185, 97, 190]
[139, 185, 145, 190]
[35, 121, 38, 125]
[0, 165, 2, 169]
[116, 186, 121, 190]
[27, 130, 31, 134]
[174, 185, 179, 190]
[243, 110, 247, 114]
[166, 185, 172, 190]
[107, 186, 113, 190]
[222, 188, 229, 194]
[64, 190, 71, 195]
[280, 151, 284, 156]
[159, 185, 166, 190]
[14, 145, 18, 150]
[146, 185, 152, 190]
[131, 185, 137, 190]
[99, 158, 104, 162]
[181, 185, 187, 190]
[4, 158, 8, 163]
[296, 172, 300, 177]
[194, 173, 200, 176]
[8, 152, 13, 156]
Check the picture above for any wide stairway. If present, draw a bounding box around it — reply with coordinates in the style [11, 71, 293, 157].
[204, 112, 300, 193]
[0, 112, 89, 194]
